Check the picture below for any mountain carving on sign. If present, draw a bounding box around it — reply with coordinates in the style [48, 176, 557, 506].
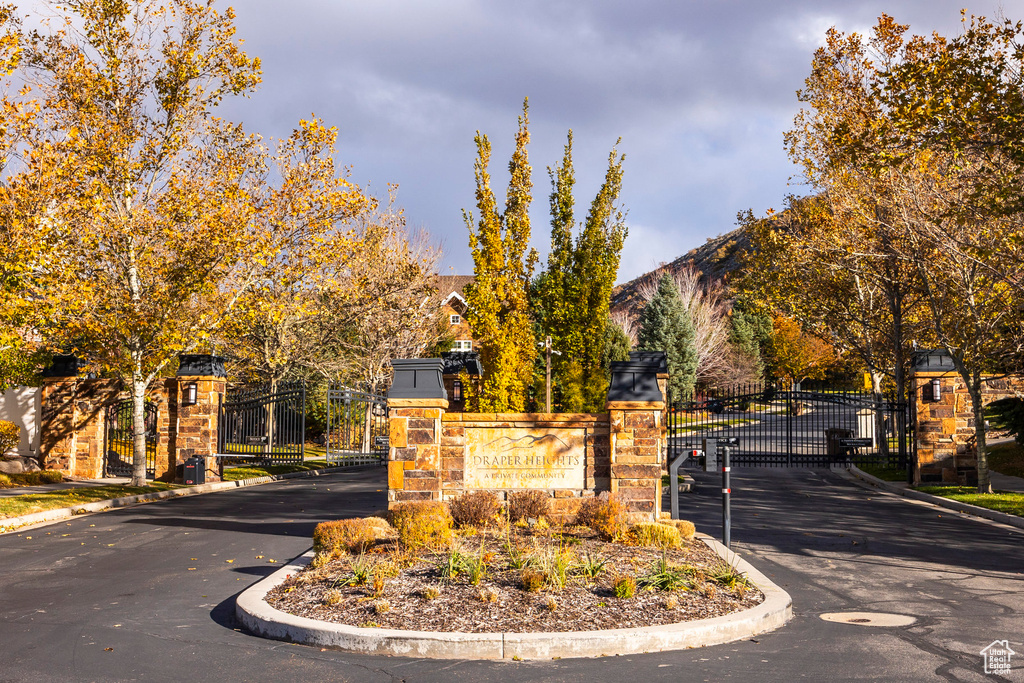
[482, 434, 570, 451]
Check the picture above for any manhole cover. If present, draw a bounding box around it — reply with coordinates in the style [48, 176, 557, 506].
[820, 612, 916, 627]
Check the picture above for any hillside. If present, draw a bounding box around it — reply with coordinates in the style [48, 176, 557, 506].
[610, 226, 749, 317]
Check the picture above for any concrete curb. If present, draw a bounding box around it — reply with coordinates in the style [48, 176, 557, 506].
[0, 465, 375, 534]
[840, 465, 1024, 533]
[235, 534, 793, 660]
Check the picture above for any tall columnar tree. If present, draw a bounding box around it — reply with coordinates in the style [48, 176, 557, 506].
[463, 99, 538, 411]
[539, 131, 628, 411]
[638, 272, 697, 399]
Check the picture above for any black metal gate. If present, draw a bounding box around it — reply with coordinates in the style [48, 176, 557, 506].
[667, 382, 909, 469]
[325, 385, 388, 466]
[218, 382, 306, 465]
[104, 399, 157, 478]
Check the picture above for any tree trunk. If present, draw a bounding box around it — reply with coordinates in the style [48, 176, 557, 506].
[969, 380, 992, 494]
[130, 377, 148, 487]
[363, 401, 372, 454]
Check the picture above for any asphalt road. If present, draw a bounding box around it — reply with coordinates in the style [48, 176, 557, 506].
[1, 466, 1022, 682]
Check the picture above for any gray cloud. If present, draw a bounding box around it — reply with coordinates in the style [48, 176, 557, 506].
[219, 0, 1024, 281]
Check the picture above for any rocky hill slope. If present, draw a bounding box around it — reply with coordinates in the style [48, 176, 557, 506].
[610, 225, 749, 316]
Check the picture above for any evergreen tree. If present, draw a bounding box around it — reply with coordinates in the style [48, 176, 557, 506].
[538, 132, 627, 411]
[602, 320, 633, 379]
[638, 273, 698, 398]
[463, 99, 538, 411]
[728, 307, 764, 380]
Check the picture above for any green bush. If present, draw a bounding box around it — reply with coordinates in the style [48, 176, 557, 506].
[613, 575, 636, 599]
[387, 501, 453, 550]
[448, 490, 500, 528]
[0, 473, 12, 488]
[0, 420, 19, 455]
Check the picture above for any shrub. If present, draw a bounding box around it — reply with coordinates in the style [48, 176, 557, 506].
[0, 473, 12, 488]
[387, 501, 454, 550]
[664, 519, 696, 540]
[323, 589, 342, 606]
[506, 490, 550, 522]
[625, 522, 683, 549]
[449, 490, 501, 528]
[0, 420, 19, 455]
[479, 587, 499, 603]
[613, 575, 636, 599]
[520, 568, 545, 592]
[638, 555, 694, 591]
[542, 595, 557, 612]
[313, 518, 394, 556]
[664, 595, 679, 609]
[372, 599, 391, 614]
[421, 586, 441, 600]
[38, 471, 64, 484]
[575, 493, 628, 541]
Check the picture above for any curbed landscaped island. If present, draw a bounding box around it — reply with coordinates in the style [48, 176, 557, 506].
[266, 491, 763, 634]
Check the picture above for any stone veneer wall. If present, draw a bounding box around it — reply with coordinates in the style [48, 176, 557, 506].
[911, 371, 1024, 484]
[387, 402, 664, 520]
[38, 365, 225, 482]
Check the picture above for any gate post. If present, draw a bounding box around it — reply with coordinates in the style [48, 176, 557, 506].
[39, 356, 121, 478]
[173, 354, 227, 484]
[607, 359, 665, 521]
[386, 359, 448, 507]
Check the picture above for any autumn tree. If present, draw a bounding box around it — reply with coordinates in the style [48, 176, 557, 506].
[780, 14, 1024, 491]
[638, 272, 697, 398]
[6, 1, 367, 485]
[767, 315, 838, 385]
[538, 131, 628, 411]
[463, 100, 537, 412]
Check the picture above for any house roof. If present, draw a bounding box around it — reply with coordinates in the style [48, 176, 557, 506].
[436, 275, 474, 302]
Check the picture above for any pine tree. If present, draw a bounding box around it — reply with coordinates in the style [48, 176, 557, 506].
[638, 273, 697, 398]
[728, 307, 764, 380]
[602, 321, 633, 379]
[463, 99, 538, 411]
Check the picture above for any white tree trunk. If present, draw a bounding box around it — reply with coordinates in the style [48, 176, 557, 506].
[130, 377, 148, 486]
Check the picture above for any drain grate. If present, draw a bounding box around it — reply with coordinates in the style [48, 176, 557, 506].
[820, 612, 916, 627]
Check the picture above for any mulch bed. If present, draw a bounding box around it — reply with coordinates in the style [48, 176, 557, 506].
[267, 526, 763, 633]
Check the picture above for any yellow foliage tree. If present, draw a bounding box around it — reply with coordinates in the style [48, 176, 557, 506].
[2, 1, 368, 485]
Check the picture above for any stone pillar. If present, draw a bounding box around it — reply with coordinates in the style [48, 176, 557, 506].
[387, 359, 448, 506]
[607, 360, 665, 521]
[39, 357, 122, 478]
[174, 354, 227, 483]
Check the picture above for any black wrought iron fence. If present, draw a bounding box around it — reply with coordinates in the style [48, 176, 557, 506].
[667, 382, 908, 469]
[104, 399, 157, 478]
[325, 385, 388, 466]
[218, 381, 306, 465]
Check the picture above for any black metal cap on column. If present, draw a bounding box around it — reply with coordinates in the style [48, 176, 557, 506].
[388, 359, 448, 400]
[177, 354, 227, 377]
[629, 351, 668, 374]
[607, 360, 664, 402]
[910, 349, 956, 372]
[41, 355, 81, 377]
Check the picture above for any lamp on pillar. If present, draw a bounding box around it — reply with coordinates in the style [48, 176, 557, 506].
[182, 381, 198, 406]
[930, 378, 942, 402]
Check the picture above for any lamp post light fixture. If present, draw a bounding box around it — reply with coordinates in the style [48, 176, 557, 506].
[452, 379, 463, 403]
[182, 381, 198, 406]
[930, 378, 941, 402]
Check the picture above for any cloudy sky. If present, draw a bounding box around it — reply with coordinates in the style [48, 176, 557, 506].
[219, 0, 1024, 284]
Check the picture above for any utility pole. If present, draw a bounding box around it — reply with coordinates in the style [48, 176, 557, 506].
[538, 335, 561, 413]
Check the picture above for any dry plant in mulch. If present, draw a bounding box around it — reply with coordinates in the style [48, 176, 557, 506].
[268, 518, 763, 634]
